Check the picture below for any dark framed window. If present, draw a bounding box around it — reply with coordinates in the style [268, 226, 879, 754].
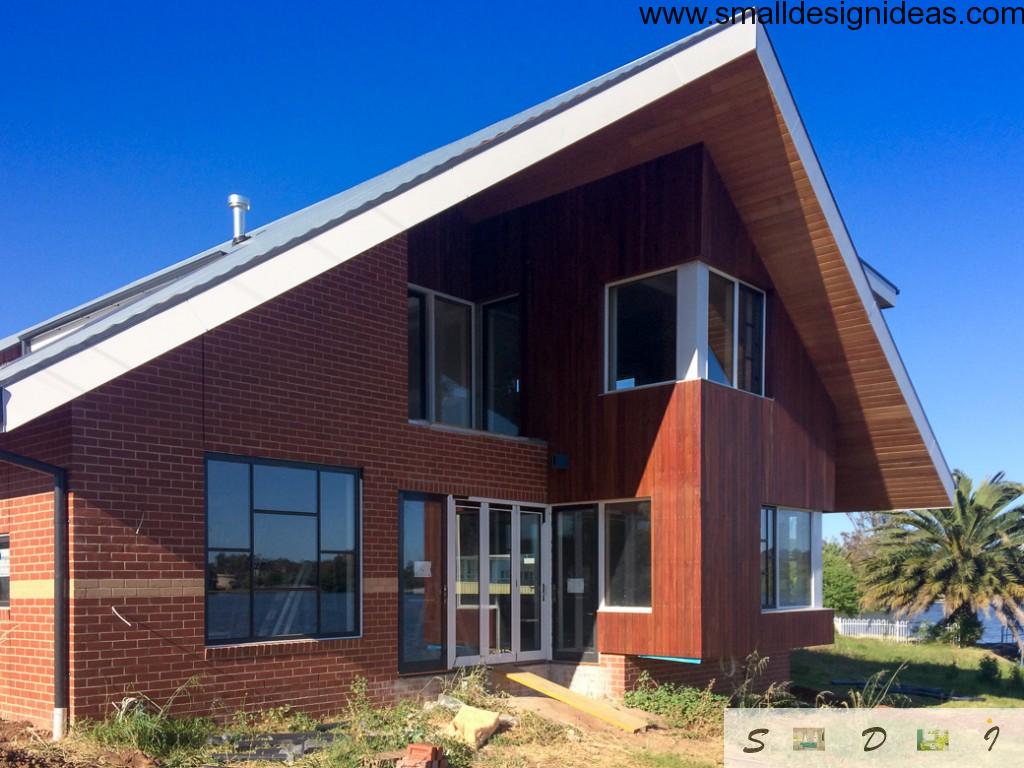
[0, 534, 9, 608]
[481, 296, 521, 436]
[205, 454, 361, 644]
[760, 507, 776, 609]
[604, 501, 652, 607]
[408, 291, 427, 420]
[738, 285, 765, 395]
[607, 272, 677, 391]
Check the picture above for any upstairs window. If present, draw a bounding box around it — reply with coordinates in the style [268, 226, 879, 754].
[607, 271, 677, 391]
[408, 287, 522, 435]
[205, 455, 361, 644]
[707, 271, 766, 395]
[0, 535, 9, 608]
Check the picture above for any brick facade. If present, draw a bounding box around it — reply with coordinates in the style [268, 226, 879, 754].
[2, 234, 550, 726]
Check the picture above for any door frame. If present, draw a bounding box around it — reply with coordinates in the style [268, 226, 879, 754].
[550, 504, 601, 663]
[446, 496, 551, 668]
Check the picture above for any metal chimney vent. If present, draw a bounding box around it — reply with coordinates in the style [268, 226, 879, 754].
[227, 194, 251, 243]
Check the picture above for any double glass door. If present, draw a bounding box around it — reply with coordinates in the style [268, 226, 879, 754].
[448, 498, 549, 666]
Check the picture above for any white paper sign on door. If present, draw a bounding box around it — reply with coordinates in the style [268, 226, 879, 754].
[413, 560, 432, 578]
[566, 578, 584, 594]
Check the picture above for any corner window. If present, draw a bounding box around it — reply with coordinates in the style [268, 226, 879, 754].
[707, 270, 765, 395]
[205, 455, 361, 644]
[0, 535, 9, 608]
[603, 500, 652, 608]
[761, 506, 814, 610]
[608, 272, 677, 391]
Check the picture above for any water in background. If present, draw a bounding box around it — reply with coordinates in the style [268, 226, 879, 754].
[875, 602, 1010, 644]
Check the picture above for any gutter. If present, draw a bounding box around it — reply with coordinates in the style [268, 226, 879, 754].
[0, 446, 70, 740]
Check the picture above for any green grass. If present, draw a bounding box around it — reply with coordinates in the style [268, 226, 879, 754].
[791, 636, 1024, 707]
[629, 751, 717, 768]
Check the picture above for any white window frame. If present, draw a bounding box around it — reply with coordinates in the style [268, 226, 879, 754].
[760, 506, 823, 613]
[409, 284, 477, 429]
[602, 262, 766, 397]
[0, 533, 9, 609]
[595, 498, 654, 613]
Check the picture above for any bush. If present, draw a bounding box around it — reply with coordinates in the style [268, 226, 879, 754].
[978, 655, 1001, 684]
[1009, 664, 1024, 690]
[624, 672, 727, 734]
[927, 612, 984, 647]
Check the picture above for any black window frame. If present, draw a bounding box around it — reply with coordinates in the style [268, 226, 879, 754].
[760, 506, 776, 609]
[204, 453, 362, 645]
[408, 290, 428, 421]
[606, 270, 678, 392]
[0, 534, 9, 608]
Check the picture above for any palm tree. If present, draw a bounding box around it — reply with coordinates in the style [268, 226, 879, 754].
[862, 470, 1024, 647]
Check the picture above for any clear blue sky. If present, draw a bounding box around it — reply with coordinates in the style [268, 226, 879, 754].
[2, 3, 1021, 541]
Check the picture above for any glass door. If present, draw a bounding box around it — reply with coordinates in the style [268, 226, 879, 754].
[552, 506, 599, 661]
[398, 493, 447, 673]
[447, 498, 549, 667]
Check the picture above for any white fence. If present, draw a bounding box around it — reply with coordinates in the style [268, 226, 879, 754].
[834, 617, 916, 642]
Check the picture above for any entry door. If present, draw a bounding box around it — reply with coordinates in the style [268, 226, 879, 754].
[447, 498, 549, 666]
[552, 506, 599, 661]
[398, 493, 448, 673]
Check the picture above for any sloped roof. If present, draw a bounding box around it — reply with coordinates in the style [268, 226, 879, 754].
[0, 21, 951, 509]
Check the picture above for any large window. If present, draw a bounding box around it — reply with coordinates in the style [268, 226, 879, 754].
[761, 506, 815, 610]
[603, 500, 652, 608]
[205, 455, 360, 644]
[707, 271, 765, 395]
[608, 272, 677, 391]
[408, 287, 522, 434]
[0, 535, 9, 608]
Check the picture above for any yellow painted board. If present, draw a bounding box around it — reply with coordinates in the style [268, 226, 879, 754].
[505, 671, 649, 733]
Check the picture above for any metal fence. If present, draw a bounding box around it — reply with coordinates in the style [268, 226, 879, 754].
[834, 617, 916, 642]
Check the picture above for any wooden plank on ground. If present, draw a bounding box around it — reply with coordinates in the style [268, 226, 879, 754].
[505, 671, 649, 733]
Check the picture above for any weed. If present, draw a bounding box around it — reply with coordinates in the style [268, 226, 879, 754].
[81, 678, 213, 763]
[723, 652, 797, 708]
[978, 655, 1001, 683]
[624, 672, 727, 736]
[440, 666, 507, 710]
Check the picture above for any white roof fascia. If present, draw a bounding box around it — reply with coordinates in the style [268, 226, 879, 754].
[0, 22, 758, 433]
[754, 24, 953, 506]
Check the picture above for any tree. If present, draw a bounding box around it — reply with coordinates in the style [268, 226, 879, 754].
[862, 470, 1024, 647]
[822, 541, 862, 616]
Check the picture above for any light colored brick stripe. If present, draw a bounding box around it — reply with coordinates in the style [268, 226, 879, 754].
[12, 577, 397, 600]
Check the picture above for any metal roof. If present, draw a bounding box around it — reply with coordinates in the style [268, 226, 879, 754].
[0, 23, 727, 386]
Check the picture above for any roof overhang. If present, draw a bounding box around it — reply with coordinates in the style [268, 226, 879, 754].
[0, 21, 951, 510]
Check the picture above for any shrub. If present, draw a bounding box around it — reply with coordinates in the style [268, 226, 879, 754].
[978, 655, 1001, 683]
[1008, 664, 1024, 690]
[928, 613, 983, 647]
[624, 672, 727, 735]
[84, 685, 214, 761]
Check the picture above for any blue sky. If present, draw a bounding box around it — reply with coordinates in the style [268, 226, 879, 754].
[2, 3, 1021, 541]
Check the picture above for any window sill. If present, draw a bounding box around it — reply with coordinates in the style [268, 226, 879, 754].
[205, 634, 362, 661]
[601, 380, 677, 396]
[761, 606, 824, 615]
[598, 606, 653, 614]
[407, 420, 546, 446]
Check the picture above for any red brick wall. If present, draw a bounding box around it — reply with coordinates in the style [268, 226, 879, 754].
[600, 651, 792, 697]
[61, 234, 548, 723]
[0, 408, 72, 725]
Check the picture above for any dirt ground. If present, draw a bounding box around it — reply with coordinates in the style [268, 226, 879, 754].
[0, 720, 156, 768]
[0, 696, 723, 768]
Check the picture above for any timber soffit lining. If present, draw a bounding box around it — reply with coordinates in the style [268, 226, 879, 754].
[0, 22, 951, 509]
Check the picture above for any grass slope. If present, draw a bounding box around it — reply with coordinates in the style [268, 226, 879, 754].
[792, 636, 1024, 707]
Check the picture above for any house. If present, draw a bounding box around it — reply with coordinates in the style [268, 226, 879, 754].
[0, 20, 952, 736]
